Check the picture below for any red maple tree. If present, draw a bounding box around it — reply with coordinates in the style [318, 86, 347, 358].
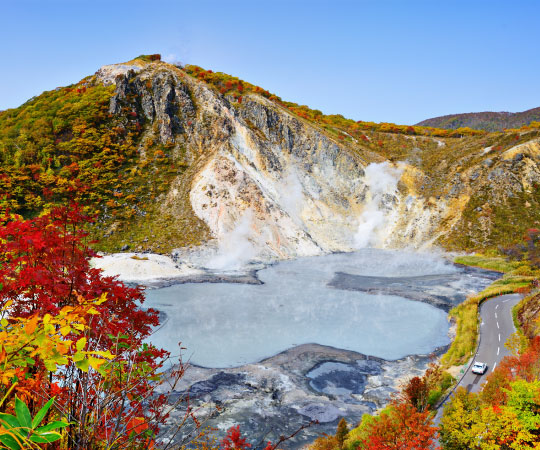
[0, 205, 189, 449]
[358, 402, 439, 450]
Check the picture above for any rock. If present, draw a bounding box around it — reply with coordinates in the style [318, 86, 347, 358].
[297, 404, 341, 423]
[449, 183, 462, 196]
[120, 244, 130, 251]
[157, 344, 434, 449]
[93, 59, 540, 269]
[363, 386, 395, 405]
[95, 63, 142, 86]
[488, 167, 505, 181]
[482, 158, 494, 167]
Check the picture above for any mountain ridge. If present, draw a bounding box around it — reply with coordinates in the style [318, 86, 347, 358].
[417, 106, 540, 132]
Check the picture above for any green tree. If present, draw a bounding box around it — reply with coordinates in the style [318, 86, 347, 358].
[336, 418, 349, 449]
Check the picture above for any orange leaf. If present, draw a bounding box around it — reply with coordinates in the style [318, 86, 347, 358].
[25, 314, 39, 335]
[56, 342, 69, 355]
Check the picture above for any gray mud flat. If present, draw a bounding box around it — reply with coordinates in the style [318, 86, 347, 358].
[128, 271, 263, 289]
[158, 344, 446, 449]
[328, 266, 501, 312]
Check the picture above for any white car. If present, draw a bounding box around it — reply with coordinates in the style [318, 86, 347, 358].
[472, 362, 488, 375]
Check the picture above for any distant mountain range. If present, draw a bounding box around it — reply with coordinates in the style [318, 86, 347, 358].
[417, 106, 540, 132]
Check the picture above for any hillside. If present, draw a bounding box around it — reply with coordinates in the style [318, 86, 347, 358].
[416, 106, 540, 132]
[1, 55, 540, 256]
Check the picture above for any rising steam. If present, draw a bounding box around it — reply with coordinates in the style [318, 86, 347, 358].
[206, 210, 258, 270]
[275, 169, 304, 225]
[354, 162, 402, 248]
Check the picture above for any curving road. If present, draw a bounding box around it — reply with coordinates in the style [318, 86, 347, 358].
[459, 293, 521, 393]
[435, 293, 522, 423]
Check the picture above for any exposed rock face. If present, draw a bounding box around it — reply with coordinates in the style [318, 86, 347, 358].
[95, 59, 540, 257]
[95, 62, 442, 259]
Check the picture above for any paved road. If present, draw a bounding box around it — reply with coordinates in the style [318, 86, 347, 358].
[435, 293, 522, 423]
[460, 293, 521, 393]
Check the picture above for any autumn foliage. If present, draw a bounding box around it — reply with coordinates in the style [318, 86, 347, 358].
[354, 402, 439, 450]
[440, 336, 540, 449]
[0, 205, 184, 449]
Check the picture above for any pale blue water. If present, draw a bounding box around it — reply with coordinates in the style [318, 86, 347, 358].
[144, 249, 463, 368]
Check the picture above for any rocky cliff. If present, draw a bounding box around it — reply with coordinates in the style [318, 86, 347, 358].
[2, 57, 540, 259]
[94, 60, 459, 261]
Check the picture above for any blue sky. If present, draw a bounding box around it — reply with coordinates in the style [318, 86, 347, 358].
[1, 0, 539, 124]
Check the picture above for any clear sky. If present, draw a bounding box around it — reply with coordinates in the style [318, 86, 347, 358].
[1, 0, 539, 124]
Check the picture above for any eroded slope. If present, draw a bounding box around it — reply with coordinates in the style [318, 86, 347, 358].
[1, 56, 539, 257]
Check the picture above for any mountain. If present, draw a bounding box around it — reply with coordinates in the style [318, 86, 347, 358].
[1, 55, 539, 258]
[416, 107, 540, 132]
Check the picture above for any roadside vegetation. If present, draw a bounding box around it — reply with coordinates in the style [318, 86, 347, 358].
[439, 336, 540, 449]
[442, 272, 534, 367]
[444, 229, 540, 367]
[454, 254, 522, 273]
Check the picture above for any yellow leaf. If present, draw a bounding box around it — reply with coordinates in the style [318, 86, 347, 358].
[76, 337, 87, 351]
[72, 351, 85, 362]
[44, 361, 57, 372]
[59, 326, 71, 336]
[91, 350, 115, 359]
[89, 356, 105, 370]
[95, 293, 108, 305]
[76, 359, 90, 372]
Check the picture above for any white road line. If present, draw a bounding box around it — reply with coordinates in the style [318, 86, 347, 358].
[495, 313, 498, 319]
[492, 362, 497, 372]
[503, 299, 509, 303]
[496, 304, 499, 309]
[497, 322, 500, 329]
[499, 333, 501, 342]
[497, 347, 500, 355]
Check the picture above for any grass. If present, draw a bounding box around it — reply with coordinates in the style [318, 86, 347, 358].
[441, 255, 536, 367]
[454, 254, 522, 273]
